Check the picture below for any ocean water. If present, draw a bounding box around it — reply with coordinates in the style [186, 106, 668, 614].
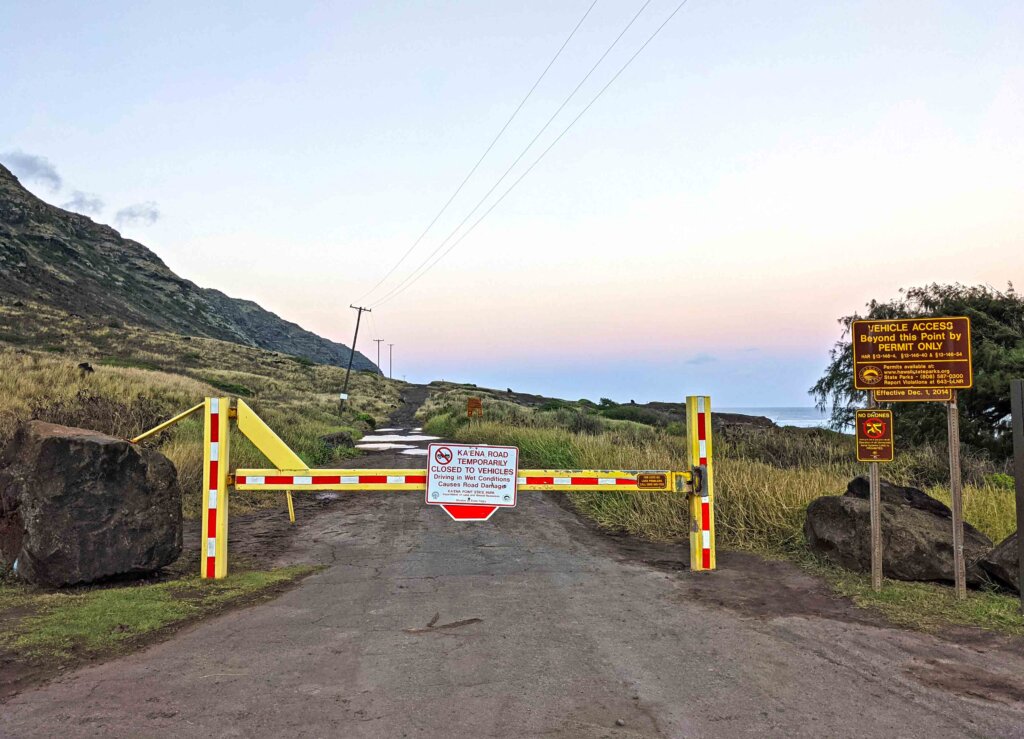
[718, 406, 830, 429]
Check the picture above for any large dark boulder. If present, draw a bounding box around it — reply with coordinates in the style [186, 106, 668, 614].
[804, 480, 992, 586]
[978, 532, 1020, 594]
[0, 421, 181, 587]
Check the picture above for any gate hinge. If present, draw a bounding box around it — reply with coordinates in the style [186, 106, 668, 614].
[690, 466, 704, 495]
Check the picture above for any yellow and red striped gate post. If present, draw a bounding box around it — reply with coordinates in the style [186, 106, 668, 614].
[201, 397, 231, 579]
[686, 395, 716, 571]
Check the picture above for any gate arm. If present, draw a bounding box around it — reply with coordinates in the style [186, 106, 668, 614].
[130, 402, 205, 444]
[235, 399, 307, 470]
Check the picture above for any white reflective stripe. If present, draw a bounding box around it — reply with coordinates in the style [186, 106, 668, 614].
[387, 476, 405, 484]
[699, 439, 707, 461]
[207, 538, 217, 556]
[517, 477, 526, 484]
[293, 476, 312, 485]
[702, 530, 711, 548]
[598, 478, 615, 485]
[209, 442, 219, 461]
[340, 476, 359, 484]
[210, 398, 220, 413]
[701, 495, 710, 504]
[208, 490, 217, 509]
[247, 476, 265, 485]
[697, 396, 705, 413]
[554, 477, 571, 485]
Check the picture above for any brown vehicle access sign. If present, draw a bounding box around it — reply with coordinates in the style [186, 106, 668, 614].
[856, 409, 894, 462]
[852, 317, 972, 390]
[872, 388, 954, 403]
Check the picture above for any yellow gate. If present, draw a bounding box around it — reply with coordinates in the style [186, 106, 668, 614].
[134, 396, 716, 580]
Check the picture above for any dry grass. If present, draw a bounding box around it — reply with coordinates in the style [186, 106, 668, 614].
[425, 393, 1017, 552]
[0, 306, 405, 518]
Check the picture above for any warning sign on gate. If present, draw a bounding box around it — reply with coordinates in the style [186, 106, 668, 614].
[426, 443, 519, 508]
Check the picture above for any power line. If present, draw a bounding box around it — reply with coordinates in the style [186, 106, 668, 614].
[373, 0, 691, 308]
[370, 0, 653, 308]
[353, 0, 600, 304]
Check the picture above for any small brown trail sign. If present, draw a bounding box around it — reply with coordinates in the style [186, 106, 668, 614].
[853, 317, 972, 390]
[466, 397, 483, 418]
[856, 409, 894, 463]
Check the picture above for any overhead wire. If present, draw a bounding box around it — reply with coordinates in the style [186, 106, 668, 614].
[370, 0, 654, 308]
[352, 0, 600, 304]
[372, 0, 691, 309]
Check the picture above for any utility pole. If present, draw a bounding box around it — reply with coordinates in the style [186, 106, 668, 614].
[388, 343, 394, 380]
[341, 305, 370, 408]
[373, 338, 384, 373]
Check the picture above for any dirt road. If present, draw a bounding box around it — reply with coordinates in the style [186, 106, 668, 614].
[3, 410, 1024, 736]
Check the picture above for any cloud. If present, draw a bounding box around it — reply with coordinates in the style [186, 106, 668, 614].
[1, 150, 62, 191]
[684, 353, 717, 365]
[61, 190, 104, 215]
[115, 201, 160, 227]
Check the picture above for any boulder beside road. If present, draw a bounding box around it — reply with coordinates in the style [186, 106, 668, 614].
[0, 421, 181, 587]
[804, 477, 992, 586]
[979, 531, 1020, 594]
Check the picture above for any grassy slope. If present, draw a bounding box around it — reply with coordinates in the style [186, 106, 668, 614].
[0, 300, 404, 517]
[418, 386, 1023, 635]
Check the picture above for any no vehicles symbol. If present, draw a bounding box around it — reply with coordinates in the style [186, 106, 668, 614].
[434, 446, 453, 466]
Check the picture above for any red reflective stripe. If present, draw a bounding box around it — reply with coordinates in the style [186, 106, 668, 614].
[235, 476, 247, 485]
[525, 476, 553, 485]
[359, 475, 387, 484]
[210, 413, 219, 443]
[265, 476, 294, 484]
[571, 477, 598, 485]
[701, 501, 710, 531]
[404, 475, 427, 484]
[205, 556, 216, 578]
[615, 478, 637, 486]
[312, 476, 341, 484]
[209, 460, 218, 490]
[702, 548, 711, 569]
[207, 508, 217, 537]
[697, 412, 706, 440]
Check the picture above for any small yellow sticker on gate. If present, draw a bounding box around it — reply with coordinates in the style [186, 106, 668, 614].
[637, 473, 668, 490]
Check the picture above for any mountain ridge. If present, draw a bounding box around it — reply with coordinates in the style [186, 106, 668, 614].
[0, 164, 377, 371]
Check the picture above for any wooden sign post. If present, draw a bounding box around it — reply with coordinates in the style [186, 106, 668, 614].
[853, 316, 973, 599]
[856, 406, 894, 590]
[1011, 379, 1024, 612]
[947, 392, 967, 600]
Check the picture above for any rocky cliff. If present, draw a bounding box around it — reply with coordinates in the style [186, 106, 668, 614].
[0, 164, 377, 371]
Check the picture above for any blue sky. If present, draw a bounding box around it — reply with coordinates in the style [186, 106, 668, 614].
[2, 1, 1022, 405]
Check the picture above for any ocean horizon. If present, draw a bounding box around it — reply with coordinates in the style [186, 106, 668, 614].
[718, 406, 831, 429]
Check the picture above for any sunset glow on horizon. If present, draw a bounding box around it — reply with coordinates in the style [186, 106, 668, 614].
[3, 1, 1021, 405]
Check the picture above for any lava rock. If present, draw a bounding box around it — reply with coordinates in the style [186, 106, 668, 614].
[804, 485, 992, 586]
[978, 531, 1020, 594]
[844, 476, 952, 518]
[0, 421, 182, 587]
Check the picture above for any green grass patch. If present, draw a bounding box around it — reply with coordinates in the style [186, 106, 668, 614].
[800, 556, 1024, 636]
[198, 376, 254, 396]
[98, 356, 161, 371]
[0, 565, 317, 661]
